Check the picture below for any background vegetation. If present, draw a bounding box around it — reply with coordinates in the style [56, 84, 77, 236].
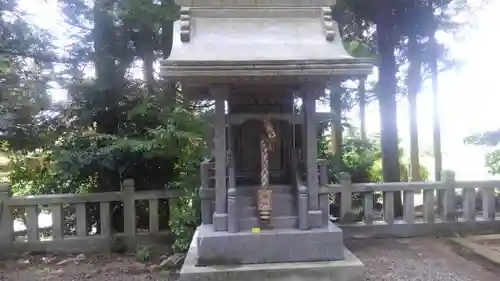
[0, 0, 485, 251]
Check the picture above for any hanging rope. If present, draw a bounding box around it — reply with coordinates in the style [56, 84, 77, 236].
[260, 138, 269, 191]
[258, 118, 276, 227]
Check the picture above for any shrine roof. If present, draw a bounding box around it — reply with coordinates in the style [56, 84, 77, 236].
[160, 1, 373, 80]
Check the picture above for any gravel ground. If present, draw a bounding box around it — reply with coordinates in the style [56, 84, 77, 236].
[0, 238, 498, 281]
[347, 238, 499, 281]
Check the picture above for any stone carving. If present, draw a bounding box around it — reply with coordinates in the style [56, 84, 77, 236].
[321, 7, 335, 41]
[180, 7, 191, 43]
[263, 118, 277, 140]
[257, 189, 272, 226]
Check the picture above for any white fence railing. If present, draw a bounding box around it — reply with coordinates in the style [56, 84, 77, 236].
[0, 179, 183, 255]
[320, 171, 500, 238]
[2, 170, 500, 255]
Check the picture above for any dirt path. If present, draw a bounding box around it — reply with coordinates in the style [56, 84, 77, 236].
[348, 238, 500, 281]
[0, 238, 498, 281]
[0, 253, 178, 281]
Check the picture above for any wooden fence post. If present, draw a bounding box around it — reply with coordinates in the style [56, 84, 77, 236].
[100, 201, 111, 237]
[384, 191, 395, 224]
[0, 183, 13, 248]
[340, 173, 352, 220]
[462, 187, 476, 221]
[50, 203, 64, 240]
[123, 179, 136, 237]
[482, 185, 496, 221]
[423, 187, 435, 223]
[443, 170, 457, 221]
[363, 192, 374, 224]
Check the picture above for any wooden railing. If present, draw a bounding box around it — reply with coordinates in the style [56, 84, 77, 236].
[4, 166, 500, 255]
[0, 179, 183, 255]
[320, 170, 500, 238]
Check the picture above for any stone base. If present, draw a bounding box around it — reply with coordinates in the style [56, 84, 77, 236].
[179, 234, 365, 281]
[308, 210, 323, 228]
[213, 213, 228, 231]
[196, 222, 344, 265]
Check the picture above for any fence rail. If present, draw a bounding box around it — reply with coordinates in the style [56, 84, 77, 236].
[1, 169, 500, 255]
[0, 179, 181, 255]
[320, 171, 500, 238]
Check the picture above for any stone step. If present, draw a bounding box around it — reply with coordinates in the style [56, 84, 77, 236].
[239, 215, 298, 230]
[237, 193, 294, 207]
[238, 204, 296, 218]
[235, 184, 293, 196]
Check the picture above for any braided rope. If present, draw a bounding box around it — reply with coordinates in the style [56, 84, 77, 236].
[260, 138, 269, 190]
[258, 118, 276, 227]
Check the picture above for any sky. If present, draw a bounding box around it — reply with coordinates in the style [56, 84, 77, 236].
[17, 0, 500, 181]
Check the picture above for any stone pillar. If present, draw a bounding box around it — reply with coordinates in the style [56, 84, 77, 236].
[318, 160, 329, 227]
[227, 187, 238, 233]
[303, 92, 321, 228]
[212, 87, 228, 231]
[199, 185, 213, 225]
[298, 185, 309, 230]
[123, 179, 136, 237]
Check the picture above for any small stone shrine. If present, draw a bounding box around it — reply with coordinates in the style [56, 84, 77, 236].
[160, 1, 372, 280]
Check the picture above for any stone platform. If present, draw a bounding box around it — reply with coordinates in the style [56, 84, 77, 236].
[196, 222, 344, 265]
[179, 231, 365, 281]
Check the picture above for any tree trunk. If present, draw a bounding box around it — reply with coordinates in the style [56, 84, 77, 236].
[143, 51, 155, 95]
[93, 0, 119, 136]
[330, 84, 343, 214]
[427, 2, 443, 212]
[93, 0, 121, 193]
[431, 50, 442, 183]
[330, 82, 343, 158]
[408, 33, 422, 182]
[376, 1, 403, 217]
[354, 18, 367, 141]
[159, 0, 176, 226]
[139, 10, 155, 97]
[93, 0, 123, 232]
[161, 0, 176, 105]
[358, 78, 367, 141]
